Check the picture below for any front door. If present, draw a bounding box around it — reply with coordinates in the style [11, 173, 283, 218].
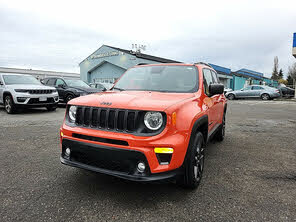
[203, 69, 221, 132]
[55, 78, 67, 99]
[236, 86, 252, 98]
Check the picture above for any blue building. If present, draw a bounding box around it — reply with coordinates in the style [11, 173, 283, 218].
[80, 45, 278, 90]
[80, 45, 180, 85]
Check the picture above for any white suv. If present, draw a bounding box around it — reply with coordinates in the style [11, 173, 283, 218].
[0, 73, 59, 114]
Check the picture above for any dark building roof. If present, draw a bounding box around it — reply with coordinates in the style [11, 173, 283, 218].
[105, 45, 181, 63]
[231, 71, 263, 80]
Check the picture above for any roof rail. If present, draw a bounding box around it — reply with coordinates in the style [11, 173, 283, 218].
[194, 62, 213, 68]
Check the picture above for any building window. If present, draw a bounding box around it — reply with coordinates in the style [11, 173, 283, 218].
[94, 78, 117, 84]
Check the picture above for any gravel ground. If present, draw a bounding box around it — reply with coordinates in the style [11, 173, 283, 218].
[0, 100, 295, 222]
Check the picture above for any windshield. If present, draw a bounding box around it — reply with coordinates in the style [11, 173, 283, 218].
[3, 75, 41, 85]
[114, 65, 199, 93]
[64, 79, 90, 88]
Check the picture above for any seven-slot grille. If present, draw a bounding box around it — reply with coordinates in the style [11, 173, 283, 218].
[29, 90, 53, 94]
[75, 106, 142, 133]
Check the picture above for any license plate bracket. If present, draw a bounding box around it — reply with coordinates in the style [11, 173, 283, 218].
[39, 97, 47, 102]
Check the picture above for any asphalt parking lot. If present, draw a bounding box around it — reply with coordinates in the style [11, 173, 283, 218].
[0, 100, 296, 222]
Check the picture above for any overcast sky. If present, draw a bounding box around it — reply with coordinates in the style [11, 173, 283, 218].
[0, 0, 295, 77]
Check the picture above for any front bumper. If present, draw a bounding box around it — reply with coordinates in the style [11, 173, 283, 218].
[61, 139, 179, 181]
[13, 92, 59, 105]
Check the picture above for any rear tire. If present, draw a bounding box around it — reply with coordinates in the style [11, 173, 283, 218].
[215, 113, 226, 142]
[227, 93, 235, 100]
[4, 95, 17, 114]
[261, 93, 270, 100]
[177, 132, 204, 189]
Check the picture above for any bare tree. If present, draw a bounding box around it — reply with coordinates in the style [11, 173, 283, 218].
[288, 63, 296, 98]
[271, 56, 279, 80]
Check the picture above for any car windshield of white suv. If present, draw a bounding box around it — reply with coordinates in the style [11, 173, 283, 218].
[114, 65, 199, 93]
[3, 75, 41, 85]
[64, 79, 90, 88]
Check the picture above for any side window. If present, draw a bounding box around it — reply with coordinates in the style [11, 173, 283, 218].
[203, 69, 214, 96]
[47, 78, 56, 86]
[252, 86, 263, 90]
[242, 86, 252, 91]
[55, 79, 65, 87]
[211, 70, 219, 83]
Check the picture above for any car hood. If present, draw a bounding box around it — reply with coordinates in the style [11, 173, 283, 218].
[70, 86, 102, 93]
[6, 84, 56, 90]
[69, 91, 195, 111]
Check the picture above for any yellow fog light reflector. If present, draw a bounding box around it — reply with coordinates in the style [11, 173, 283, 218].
[154, 148, 174, 154]
[60, 132, 64, 137]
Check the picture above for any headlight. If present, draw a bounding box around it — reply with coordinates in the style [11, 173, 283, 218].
[68, 106, 77, 122]
[144, 112, 163, 130]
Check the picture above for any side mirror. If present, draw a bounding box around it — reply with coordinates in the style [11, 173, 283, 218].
[58, 84, 66, 88]
[0, 81, 3, 85]
[102, 87, 107, 92]
[209, 83, 224, 96]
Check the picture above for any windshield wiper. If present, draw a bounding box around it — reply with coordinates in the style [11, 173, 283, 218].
[113, 87, 125, 91]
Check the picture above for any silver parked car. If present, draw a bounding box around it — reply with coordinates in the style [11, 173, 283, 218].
[0, 73, 59, 114]
[225, 85, 281, 100]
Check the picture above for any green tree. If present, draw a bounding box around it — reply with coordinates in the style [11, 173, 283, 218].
[287, 75, 293, 87]
[271, 56, 279, 80]
[278, 69, 283, 79]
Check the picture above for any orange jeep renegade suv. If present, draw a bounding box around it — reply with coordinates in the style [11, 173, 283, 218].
[60, 63, 227, 188]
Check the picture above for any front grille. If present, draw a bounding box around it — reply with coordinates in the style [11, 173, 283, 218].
[27, 97, 54, 104]
[28, 90, 53, 94]
[75, 106, 142, 133]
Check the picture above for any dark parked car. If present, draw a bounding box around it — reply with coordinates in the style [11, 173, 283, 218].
[278, 86, 295, 98]
[42, 77, 102, 103]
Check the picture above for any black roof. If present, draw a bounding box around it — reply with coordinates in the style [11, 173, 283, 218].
[105, 45, 181, 63]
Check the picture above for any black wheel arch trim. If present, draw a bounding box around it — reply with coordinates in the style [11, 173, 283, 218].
[181, 115, 208, 167]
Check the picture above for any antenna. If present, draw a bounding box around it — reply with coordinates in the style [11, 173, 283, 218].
[131, 44, 146, 53]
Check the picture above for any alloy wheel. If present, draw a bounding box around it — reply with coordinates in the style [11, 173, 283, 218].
[228, 94, 235, 100]
[194, 142, 204, 182]
[262, 94, 269, 100]
[66, 95, 73, 103]
[5, 97, 12, 113]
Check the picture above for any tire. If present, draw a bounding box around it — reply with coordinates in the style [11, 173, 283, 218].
[4, 95, 17, 114]
[227, 93, 235, 100]
[65, 94, 74, 103]
[46, 105, 57, 111]
[215, 113, 226, 142]
[261, 93, 270, 100]
[177, 132, 205, 189]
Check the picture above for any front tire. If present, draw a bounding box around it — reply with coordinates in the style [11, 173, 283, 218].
[65, 94, 74, 103]
[227, 93, 235, 100]
[177, 132, 205, 189]
[4, 95, 17, 114]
